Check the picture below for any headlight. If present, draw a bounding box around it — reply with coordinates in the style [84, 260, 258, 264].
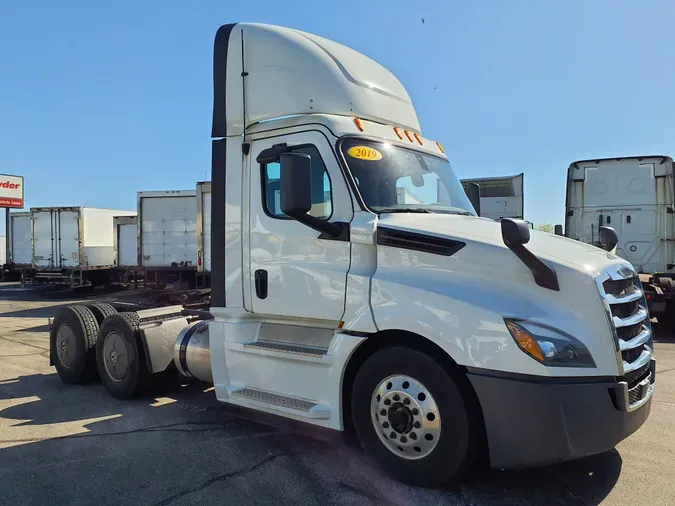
[504, 319, 596, 368]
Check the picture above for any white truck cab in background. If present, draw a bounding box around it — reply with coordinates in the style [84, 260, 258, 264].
[565, 155, 675, 326]
[50, 23, 654, 487]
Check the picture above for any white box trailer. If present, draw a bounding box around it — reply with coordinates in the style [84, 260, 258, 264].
[31, 206, 136, 287]
[196, 181, 212, 274]
[459, 173, 524, 220]
[113, 215, 138, 267]
[8, 211, 32, 266]
[138, 190, 198, 268]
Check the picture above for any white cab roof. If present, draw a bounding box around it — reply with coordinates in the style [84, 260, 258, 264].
[212, 23, 421, 138]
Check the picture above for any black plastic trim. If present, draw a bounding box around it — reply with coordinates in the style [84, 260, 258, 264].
[210, 23, 236, 307]
[318, 222, 350, 241]
[212, 23, 237, 138]
[211, 138, 227, 307]
[467, 368, 651, 469]
[464, 367, 614, 385]
[377, 227, 465, 256]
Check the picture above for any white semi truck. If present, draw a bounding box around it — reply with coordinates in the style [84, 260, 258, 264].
[459, 173, 525, 220]
[565, 155, 675, 326]
[49, 23, 654, 487]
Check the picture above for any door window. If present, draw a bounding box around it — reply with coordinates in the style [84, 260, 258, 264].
[262, 145, 333, 219]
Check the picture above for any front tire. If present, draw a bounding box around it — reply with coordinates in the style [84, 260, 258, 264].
[351, 347, 476, 488]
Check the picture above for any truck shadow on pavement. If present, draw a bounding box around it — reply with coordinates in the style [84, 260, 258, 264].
[652, 321, 674, 343]
[0, 372, 623, 505]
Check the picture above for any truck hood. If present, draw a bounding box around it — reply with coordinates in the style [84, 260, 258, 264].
[377, 213, 625, 277]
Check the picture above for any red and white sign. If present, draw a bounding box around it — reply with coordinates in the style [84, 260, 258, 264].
[0, 174, 24, 208]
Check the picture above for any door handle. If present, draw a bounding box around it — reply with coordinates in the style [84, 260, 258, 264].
[255, 269, 268, 299]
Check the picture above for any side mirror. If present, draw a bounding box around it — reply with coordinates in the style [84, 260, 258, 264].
[501, 218, 530, 247]
[554, 224, 563, 236]
[280, 153, 312, 217]
[279, 152, 346, 240]
[463, 182, 481, 216]
[598, 226, 619, 252]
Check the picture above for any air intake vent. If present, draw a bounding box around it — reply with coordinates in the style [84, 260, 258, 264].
[377, 227, 465, 256]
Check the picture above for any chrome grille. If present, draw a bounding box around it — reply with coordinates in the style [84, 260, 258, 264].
[596, 265, 654, 409]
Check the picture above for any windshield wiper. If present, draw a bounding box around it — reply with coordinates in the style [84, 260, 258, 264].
[377, 208, 432, 214]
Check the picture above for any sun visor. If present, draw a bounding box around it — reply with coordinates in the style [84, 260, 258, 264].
[212, 23, 420, 138]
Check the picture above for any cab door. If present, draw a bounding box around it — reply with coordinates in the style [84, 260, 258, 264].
[248, 131, 354, 323]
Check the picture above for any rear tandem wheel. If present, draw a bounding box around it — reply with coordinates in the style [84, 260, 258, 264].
[50, 305, 100, 384]
[95, 312, 152, 399]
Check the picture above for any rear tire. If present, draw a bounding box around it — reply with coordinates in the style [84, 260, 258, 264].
[351, 347, 477, 488]
[51, 305, 100, 384]
[96, 312, 151, 399]
[86, 303, 117, 325]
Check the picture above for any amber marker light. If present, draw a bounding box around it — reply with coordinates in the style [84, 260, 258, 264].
[505, 320, 545, 362]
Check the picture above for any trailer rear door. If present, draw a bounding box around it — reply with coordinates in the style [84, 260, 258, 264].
[140, 195, 197, 267]
[565, 157, 675, 273]
[10, 214, 32, 265]
[118, 222, 137, 267]
[32, 210, 81, 268]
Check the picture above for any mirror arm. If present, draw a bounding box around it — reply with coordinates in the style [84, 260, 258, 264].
[501, 218, 559, 291]
[287, 212, 349, 241]
[504, 242, 560, 291]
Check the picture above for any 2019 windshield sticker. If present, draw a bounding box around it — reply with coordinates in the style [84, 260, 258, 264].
[347, 146, 382, 161]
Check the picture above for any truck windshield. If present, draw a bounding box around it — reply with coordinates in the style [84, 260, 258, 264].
[340, 138, 476, 215]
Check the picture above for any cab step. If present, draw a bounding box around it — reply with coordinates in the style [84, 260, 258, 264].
[228, 386, 330, 419]
[227, 340, 334, 364]
[245, 341, 327, 356]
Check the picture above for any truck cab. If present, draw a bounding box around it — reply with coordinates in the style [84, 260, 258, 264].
[50, 23, 655, 488]
[565, 155, 675, 322]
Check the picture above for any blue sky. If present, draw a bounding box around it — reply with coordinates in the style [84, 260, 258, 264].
[1, 0, 674, 234]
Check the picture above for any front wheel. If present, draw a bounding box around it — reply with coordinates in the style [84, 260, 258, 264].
[351, 347, 477, 488]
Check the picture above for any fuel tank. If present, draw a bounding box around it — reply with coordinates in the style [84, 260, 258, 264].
[173, 320, 212, 383]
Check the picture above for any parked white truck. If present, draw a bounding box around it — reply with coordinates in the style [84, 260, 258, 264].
[565, 155, 675, 326]
[137, 190, 198, 289]
[49, 23, 654, 487]
[459, 173, 525, 220]
[31, 206, 136, 288]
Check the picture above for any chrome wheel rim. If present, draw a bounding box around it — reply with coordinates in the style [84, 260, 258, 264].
[102, 331, 128, 383]
[56, 324, 76, 368]
[371, 375, 441, 460]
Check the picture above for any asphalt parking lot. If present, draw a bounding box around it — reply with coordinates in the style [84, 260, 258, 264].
[1, 283, 674, 506]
